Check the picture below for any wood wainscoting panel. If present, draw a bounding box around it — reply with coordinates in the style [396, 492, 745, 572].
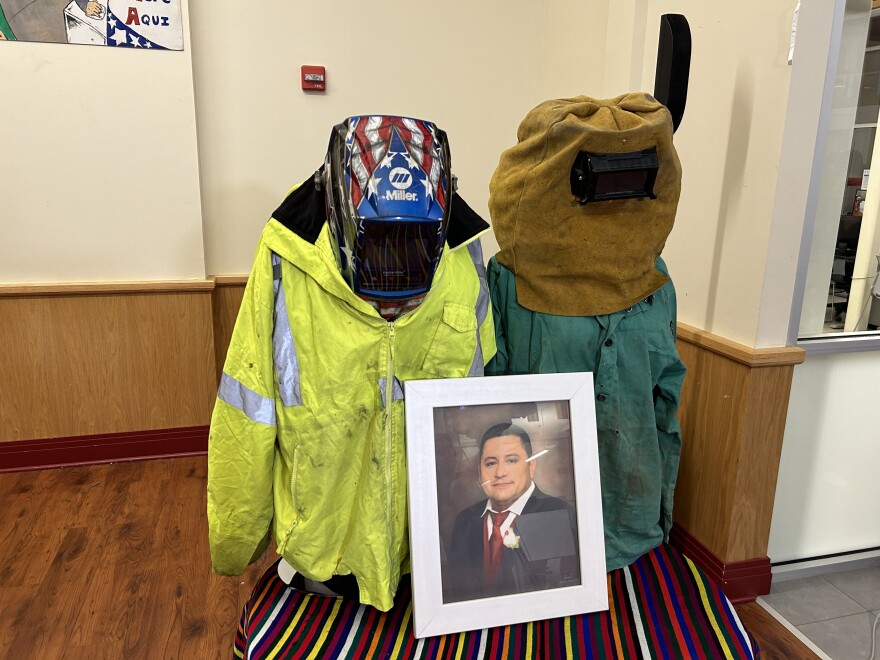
[674, 339, 748, 559]
[730, 363, 798, 561]
[0, 280, 215, 297]
[0, 288, 217, 443]
[211, 276, 247, 381]
[675, 324, 805, 367]
[674, 323, 805, 576]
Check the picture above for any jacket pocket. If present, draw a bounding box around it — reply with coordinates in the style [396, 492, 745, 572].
[421, 303, 478, 377]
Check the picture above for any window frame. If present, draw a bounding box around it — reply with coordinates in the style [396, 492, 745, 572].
[789, 0, 880, 354]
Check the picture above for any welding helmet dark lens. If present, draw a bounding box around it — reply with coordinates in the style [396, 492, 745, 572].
[570, 147, 660, 203]
[355, 219, 442, 299]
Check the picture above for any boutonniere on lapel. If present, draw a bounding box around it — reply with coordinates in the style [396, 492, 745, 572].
[502, 527, 520, 549]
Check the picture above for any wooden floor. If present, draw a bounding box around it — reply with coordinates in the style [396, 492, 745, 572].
[0, 456, 818, 659]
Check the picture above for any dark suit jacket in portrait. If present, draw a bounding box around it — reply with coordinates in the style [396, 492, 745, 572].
[444, 487, 580, 603]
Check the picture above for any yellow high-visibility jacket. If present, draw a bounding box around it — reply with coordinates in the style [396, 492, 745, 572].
[208, 181, 496, 611]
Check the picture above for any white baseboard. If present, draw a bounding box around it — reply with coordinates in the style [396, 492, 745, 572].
[772, 548, 880, 582]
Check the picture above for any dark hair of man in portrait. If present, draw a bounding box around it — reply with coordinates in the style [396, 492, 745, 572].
[479, 422, 533, 459]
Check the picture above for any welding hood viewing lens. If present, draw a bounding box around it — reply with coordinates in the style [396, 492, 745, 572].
[570, 147, 660, 204]
[355, 219, 442, 299]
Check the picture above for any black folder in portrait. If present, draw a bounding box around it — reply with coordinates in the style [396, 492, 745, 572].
[516, 510, 577, 562]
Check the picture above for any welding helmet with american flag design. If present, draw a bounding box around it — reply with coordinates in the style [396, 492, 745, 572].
[323, 115, 453, 301]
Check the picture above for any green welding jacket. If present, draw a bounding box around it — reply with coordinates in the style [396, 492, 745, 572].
[208, 182, 496, 611]
[485, 257, 685, 571]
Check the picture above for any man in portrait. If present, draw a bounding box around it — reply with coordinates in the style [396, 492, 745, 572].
[445, 422, 580, 602]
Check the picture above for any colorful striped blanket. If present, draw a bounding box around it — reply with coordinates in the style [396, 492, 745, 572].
[235, 544, 758, 659]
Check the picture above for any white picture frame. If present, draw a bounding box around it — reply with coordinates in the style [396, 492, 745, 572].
[404, 372, 607, 639]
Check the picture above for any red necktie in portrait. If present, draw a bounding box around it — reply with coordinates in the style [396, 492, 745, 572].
[483, 511, 509, 585]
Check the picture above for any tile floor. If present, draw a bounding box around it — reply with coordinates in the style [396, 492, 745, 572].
[762, 562, 880, 659]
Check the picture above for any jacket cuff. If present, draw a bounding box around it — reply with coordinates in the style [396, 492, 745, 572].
[210, 531, 268, 576]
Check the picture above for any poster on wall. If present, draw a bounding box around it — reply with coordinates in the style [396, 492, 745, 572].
[0, 0, 183, 49]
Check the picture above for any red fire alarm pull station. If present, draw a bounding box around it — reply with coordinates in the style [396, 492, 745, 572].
[301, 65, 326, 92]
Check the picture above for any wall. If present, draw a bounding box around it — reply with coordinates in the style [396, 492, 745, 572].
[188, 0, 607, 276]
[1, 0, 611, 287]
[0, 1, 205, 283]
[769, 351, 880, 561]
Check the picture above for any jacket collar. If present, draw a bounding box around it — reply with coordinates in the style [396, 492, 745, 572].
[271, 172, 490, 248]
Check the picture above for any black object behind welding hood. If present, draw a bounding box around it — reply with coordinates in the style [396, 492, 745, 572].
[654, 14, 691, 134]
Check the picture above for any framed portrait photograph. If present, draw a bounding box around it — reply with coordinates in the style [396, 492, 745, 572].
[404, 372, 607, 639]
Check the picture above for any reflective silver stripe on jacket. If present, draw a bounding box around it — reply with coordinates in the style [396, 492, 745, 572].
[467, 240, 489, 377]
[378, 377, 405, 407]
[272, 252, 303, 406]
[218, 372, 276, 425]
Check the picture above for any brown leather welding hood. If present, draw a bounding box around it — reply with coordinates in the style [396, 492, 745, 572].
[489, 93, 681, 316]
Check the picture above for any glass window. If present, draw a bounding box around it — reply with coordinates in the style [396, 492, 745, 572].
[798, 3, 880, 341]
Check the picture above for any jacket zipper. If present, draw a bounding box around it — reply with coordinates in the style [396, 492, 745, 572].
[385, 323, 395, 541]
